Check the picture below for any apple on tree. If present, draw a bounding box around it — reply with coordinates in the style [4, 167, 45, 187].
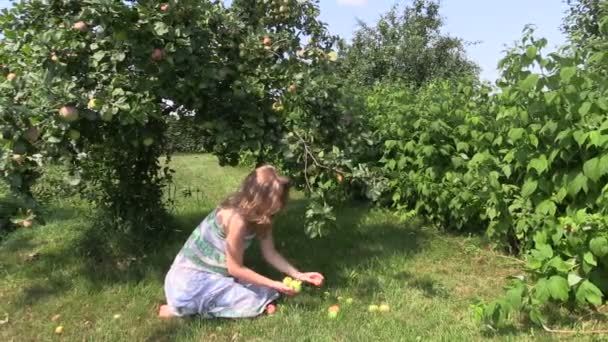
[151, 48, 165, 61]
[73, 21, 87, 32]
[6, 72, 16, 81]
[59, 106, 79, 122]
[12, 154, 24, 165]
[24, 127, 40, 143]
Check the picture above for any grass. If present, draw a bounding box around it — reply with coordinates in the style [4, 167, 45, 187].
[0, 154, 602, 341]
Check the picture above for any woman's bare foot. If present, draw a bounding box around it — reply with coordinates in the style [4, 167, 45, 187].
[158, 304, 174, 318]
[266, 303, 277, 315]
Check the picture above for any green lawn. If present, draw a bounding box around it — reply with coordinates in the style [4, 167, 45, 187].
[0, 154, 594, 341]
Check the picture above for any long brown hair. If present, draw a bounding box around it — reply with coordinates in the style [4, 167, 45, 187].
[220, 165, 290, 233]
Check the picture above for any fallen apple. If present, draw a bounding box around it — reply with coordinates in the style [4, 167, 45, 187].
[327, 305, 340, 319]
[6, 73, 16, 81]
[379, 304, 390, 312]
[54, 326, 64, 334]
[346, 298, 354, 305]
[59, 106, 79, 122]
[368, 304, 379, 312]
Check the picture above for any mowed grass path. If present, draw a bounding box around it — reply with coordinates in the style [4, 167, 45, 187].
[0, 154, 571, 341]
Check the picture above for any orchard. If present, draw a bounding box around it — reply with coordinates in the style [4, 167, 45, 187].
[1, 0, 608, 337]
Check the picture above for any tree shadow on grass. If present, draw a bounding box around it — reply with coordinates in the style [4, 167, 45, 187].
[2, 196, 431, 340]
[134, 198, 432, 339]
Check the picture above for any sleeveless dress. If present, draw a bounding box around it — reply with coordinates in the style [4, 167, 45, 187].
[163, 208, 280, 318]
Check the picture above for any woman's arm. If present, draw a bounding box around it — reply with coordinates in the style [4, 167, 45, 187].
[224, 212, 295, 295]
[259, 229, 325, 287]
[258, 232, 302, 279]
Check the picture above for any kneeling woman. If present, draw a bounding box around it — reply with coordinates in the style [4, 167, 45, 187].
[159, 165, 324, 318]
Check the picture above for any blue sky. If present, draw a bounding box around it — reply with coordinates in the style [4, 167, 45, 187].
[319, 0, 568, 81]
[0, 0, 568, 81]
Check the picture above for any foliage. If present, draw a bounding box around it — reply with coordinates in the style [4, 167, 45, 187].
[472, 13, 608, 327]
[333, 0, 608, 326]
[0, 0, 353, 237]
[563, 0, 604, 47]
[339, 0, 479, 88]
[165, 115, 208, 153]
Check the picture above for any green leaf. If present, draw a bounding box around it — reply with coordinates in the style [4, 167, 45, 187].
[544, 91, 558, 104]
[576, 280, 603, 306]
[590, 237, 608, 257]
[583, 157, 602, 183]
[508, 128, 525, 142]
[528, 155, 548, 174]
[521, 179, 538, 198]
[526, 46, 538, 59]
[547, 275, 569, 302]
[573, 130, 588, 146]
[529, 308, 545, 326]
[533, 278, 551, 302]
[568, 173, 588, 196]
[568, 273, 583, 287]
[584, 252, 597, 266]
[532, 244, 554, 260]
[601, 155, 608, 178]
[560, 67, 576, 83]
[546, 257, 574, 273]
[579, 102, 592, 116]
[92, 51, 106, 62]
[536, 200, 556, 216]
[154, 22, 169, 36]
[520, 74, 539, 91]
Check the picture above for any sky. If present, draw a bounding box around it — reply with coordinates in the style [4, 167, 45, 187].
[319, 0, 568, 81]
[0, 0, 569, 81]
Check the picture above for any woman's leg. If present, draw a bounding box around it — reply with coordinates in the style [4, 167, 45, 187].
[204, 278, 280, 318]
[163, 264, 279, 319]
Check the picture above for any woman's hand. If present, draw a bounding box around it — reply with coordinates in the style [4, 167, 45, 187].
[272, 281, 297, 296]
[296, 272, 325, 287]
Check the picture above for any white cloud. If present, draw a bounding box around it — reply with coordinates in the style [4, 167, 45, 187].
[337, 0, 367, 7]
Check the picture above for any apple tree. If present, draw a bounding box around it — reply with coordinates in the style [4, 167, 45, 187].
[0, 0, 369, 239]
